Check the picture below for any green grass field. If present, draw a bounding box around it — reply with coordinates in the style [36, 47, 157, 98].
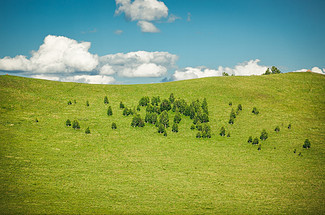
[0, 73, 324, 214]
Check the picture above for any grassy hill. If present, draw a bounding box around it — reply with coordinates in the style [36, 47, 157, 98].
[0, 72, 324, 214]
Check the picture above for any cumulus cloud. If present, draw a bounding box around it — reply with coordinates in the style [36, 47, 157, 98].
[115, 0, 172, 32]
[31, 74, 116, 84]
[98, 51, 178, 77]
[291, 67, 325, 75]
[167, 14, 181, 23]
[137, 21, 160, 33]
[114, 29, 123, 35]
[0, 35, 98, 73]
[172, 59, 268, 81]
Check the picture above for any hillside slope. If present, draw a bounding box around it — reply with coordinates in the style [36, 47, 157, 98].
[0, 73, 324, 214]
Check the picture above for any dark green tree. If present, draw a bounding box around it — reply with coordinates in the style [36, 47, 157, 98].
[271, 66, 281, 74]
[172, 123, 179, 133]
[104, 96, 109, 104]
[74, 99, 77, 104]
[151, 96, 161, 106]
[263, 68, 271, 75]
[222, 72, 229, 76]
[227, 132, 231, 137]
[275, 126, 280, 133]
[157, 123, 165, 133]
[137, 105, 141, 111]
[86, 100, 89, 107]
[196, 132, 202, 138]
[220, 126, 226, 136]
[163, 130, 167, 136]
[201, 113, 209, 123]
[190, 124, 196, 130]
[111, 122, 117, 129]
[120, 102, 125, 109]
[202, 98, 209, 114]
[288, 123, 291, 129]
[260, 129, 268, 141]
[66, 119, 71, 127]
[196, 122, 202, 131]
[35, 118, 39, 123]
[229, 116, 234, 124]
[160, 99, 171, 112]
[230, 108, 236, 119]
[85, 127, 90, 134]
[237, 104, 242, 111]
[131, 114, 145, 127]
[72, 120, 80, 129]
[159, 110, 169, 128]
[252, 107, 259, 115]
[169, 93, 175, 104]
[107, 106, 113, 116]
[68, 100, 72, 105]
[139, 96, 150, 106]
[252, 137, 259, 145]
[229, 101, 232, 106]
[303, 139, 311, 149]
[248, 136, 253, 143]
[258, 144, 262, 150]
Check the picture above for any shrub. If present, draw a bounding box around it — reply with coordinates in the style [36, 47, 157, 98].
[86, 100, 89, 106]
[137, 105, 141, 111]
[120, 102, 125, 109]
[157, 123, 165, 133]
[220, 126, 226, 136]
[139, 96, 150, 106]
[260, 129, 268, 141]
[303, 139, 311, 149]
[190, 124, 196, 130]
[68, 100, 72, 105]
[160, 99, 171, 112]
[228, 117, 234, 125]
[112, 122, 117, 129]
[107, 106, 113, 116]
[227, 132, 230, 137]
[74, 100, 77, 104]
[172, 123, 178, 133]
[131, 114, 145, 127]
[174, 111, 182, 123]
[275, 126, 280, 133]
[169, 93, 175, 104]
[72, 120, 80, 129]
[237, 104, 242, 112]
[85, 127, 90, 134]
[293, 149, 296, 153]
[35, 118, 39, 123]
[258, 144, 261, 150]
[288, 123, 291, 129]
[104, 96, 109, 104]
[196, 132, 201, 138]
[247, 136, 253, 143]
[229, 101, 232, 106]
[230, 108, 236, 119]
[151, 96, 160, 106]
[252, 137, 259, 145]
[66, 119, 71, 127]
[252, 107, 259, 115]
[159, 110, 169, 128]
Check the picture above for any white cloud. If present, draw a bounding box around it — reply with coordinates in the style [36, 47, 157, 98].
[62, 75, 116, 84]
[0, 35, 98, 73]
[31, 74, 61, 81]
[291, 69, 308, 73]
[167, 14, 181, 23]
[172, 59, 268, 81]
[115, 0, 168, 21]
[187, 12, 191, 22]
[98, 51, 178, 78]
[114, 29, 123, 35]
[137, 21, 160, 33]
[311, 67, 325, 74]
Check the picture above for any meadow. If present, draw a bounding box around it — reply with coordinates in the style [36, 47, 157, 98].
[0, 72, 324, 214]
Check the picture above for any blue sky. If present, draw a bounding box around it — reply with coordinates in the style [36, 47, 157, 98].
[0, 0, 324, 84]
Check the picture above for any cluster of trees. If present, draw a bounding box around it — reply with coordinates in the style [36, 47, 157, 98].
[131, 114, 145, 127]
[247, 129, 269, 150]
[229, 104, 242, 124]
[263, 66, 281, 75]
[196, 123, 211, 138]
[66, 119, 80, 130]
[252, 107, 259, 115]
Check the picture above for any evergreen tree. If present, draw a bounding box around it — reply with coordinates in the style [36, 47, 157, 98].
[131, 114, 145, 127]
[190, 124, 196, 130]
[275, 126, 280, 133]
[169, 93, 175, 104]
[72, 120, 80, 129]
[120, 102, 125, 109]
[86, 100, 89, 107]
[220, 126, 226, 136]
[252, 137, 259, 145]
[303, 139, 311, 149]
[227, 132, 231, 137]
[201, 113, 209, 123]
[196, 122, 202, 131]
[85, 127, 90, 134]
[248, 136, 253, 143]
[202, 98, 209, 114]
[288, 123, 291, 129]
[74, 99, 77, 104]
[35, 118, 39, 123]
[263, 68, 271, 75]
[258, 144, 262, 150]
[174, 110, 182, 123]
[237, 104, 242, 111]
[196, 132, 202, 138]
[228, 116, 234, 124]
[159, 110, 169, 128]
[139, 96, 150, 106]
[111, 122, 117, 129]
[271, 66, 281, 74]
[229, 101, 232, 106]
[160, 99, 171, 112]
[68, 100, 72, 105]
[66, 119, 71, 127]
[107, 106, 113, 116]
[252, 107, 259, 115]
[260, 129, 268, 141]
[157, 123, 165, 133]
[172, 123, 179, 133]
[151, 96, 160, 106]
[151, 113, 158, 124]
[104, 96, 109, 104]
[163, 130, 167, 136]
[137, 105, 141, 111]
[230, 108, 236, 119]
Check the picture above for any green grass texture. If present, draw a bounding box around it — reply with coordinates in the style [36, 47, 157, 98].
[0, 72, 324, 214]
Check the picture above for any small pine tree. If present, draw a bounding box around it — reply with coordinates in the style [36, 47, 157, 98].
[263, 68, 271, 75]
[104, 96, 109, 104]
[260, 129, 268, 141]
[85, 127, 90, 134]
[258, 144, 261, 150]
[160, 99, 171, 112]
[68, 100, 72, 105]
[111, 122, 117, 129]
[35, 118, 39, 123]
[190, 124, 196, 130]
[237, 104, 242, 112]
[120, 102, 125, 109]
[230, 108, 236, 119]
[169, 93, 175, 104]
[172, 123, 178, 133]
[157, 124, 165, 133]
[131, 114, 145, 127]
[303, 139, 311, 149]
[66, 119, 71, 127]
[271, 66, 281, 74]
[220, 126, 226, 136]
[252, 137, 259, 145]
[137, 105, 141, 111]
[74, 100, 77, 104]
[139, 96, 150, 106]
[86, 100, 89, 106]
[72, 120, 80, 129]
[159, 110, 169, 128]
[174, 111, 182, 124]
[196, 132, 201, 138]
[247, 136, 253, 143]
[288, 123, 291, 129]
[164, 130, 167, 136]
[275, 126, 280, 133]
[227, 132, 230, 137]
[229, 102, 232, 106]
[229, 117, 234, 125]
[252, 107, 259, 115]
[107, 106, 113, 116]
